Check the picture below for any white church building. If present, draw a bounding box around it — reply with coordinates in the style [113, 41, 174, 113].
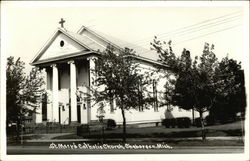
[30, 20, 202, 126]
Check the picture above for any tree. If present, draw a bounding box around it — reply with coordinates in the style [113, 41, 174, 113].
[150, 37, 178, 109]
[151, 38, 218, 141]
[6, 56, 44, 139]
[92, 45, 154, 143]
[212, 56, 246, 122]
[7, 57, 26, 129]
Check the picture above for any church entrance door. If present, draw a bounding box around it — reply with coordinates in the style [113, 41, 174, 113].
[59, 106, 61, 124]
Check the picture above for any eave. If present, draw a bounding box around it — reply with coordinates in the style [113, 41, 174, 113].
[126, 55, 171, 70]
[31, 51, 99, 67]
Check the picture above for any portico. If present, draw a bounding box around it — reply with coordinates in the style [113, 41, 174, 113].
[30, 22, 103, 125]
[44, 58, 93, 124]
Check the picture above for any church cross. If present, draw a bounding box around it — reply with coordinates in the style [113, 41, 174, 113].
[59, 18, 65, 28]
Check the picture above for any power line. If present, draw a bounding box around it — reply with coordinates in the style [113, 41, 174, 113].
[129, 10, 242, 45]
[138, 23, 242, 56]
[128, 14, 242, 48]
[173, 24, 242, 45]
[130, 20, 241, 53]
[127, 14, 242, 53]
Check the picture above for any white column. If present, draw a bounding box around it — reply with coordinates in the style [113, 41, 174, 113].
[46, 68, 53, 122]
[51, 64, 59, 123]
[68, 60, 77, 123]
[81, 85, 88, 124]
[35, 101, 43, 123]
[87, 57, 96, 123]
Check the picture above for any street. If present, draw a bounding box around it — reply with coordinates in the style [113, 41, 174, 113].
[7, 145, 244, 154]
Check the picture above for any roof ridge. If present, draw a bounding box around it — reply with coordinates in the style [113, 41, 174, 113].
[80, 26, 122, 49]
[76, 25, 154, 52]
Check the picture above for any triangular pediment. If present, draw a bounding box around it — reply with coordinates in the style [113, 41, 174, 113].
[39, 32, 88, 61]
[31, 28, 93, 65]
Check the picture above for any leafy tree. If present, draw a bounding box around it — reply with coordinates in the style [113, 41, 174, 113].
[151, 38, 218, 141]
[212, 56, 246, 122]
[150, 37, 179, 73]
[168, 47, 216, 140]
[7, 57, 26, 128]
[92, 45, 154, 143]
[150, 37, 178, 109]
[6, 56, 44, 139]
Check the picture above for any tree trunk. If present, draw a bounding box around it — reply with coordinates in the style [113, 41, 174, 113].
[121, 108, 126, 144]
[199, 111, 206, 141]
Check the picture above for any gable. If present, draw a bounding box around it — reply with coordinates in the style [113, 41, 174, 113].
[38, 32, 88, 61]
[31, 27, 167, 69]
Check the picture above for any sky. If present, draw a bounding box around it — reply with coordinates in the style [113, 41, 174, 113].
[1, 1, 249, 74]
[0, 2, 249, 157]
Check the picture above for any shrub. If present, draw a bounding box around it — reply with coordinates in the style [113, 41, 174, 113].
[163, 118, 176, 128]
[105, 119, 117, 130]
[194, 117, 209, 127]
[176, 117, 191, 128]
[194, 118, 201, 127]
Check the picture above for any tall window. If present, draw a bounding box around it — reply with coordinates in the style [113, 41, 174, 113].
[153, 80, 158, 112]
[110, 97, 114, 113]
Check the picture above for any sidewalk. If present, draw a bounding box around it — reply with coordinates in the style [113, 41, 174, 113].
[24, 134, 244, 143]
[21, 133, 73, 140]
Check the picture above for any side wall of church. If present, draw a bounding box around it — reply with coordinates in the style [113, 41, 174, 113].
[88, 60, 208, 125]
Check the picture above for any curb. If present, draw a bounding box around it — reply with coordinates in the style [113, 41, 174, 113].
[25, 136, 244, 143]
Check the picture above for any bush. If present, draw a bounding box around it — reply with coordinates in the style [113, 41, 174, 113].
[163, 118, 176, 128]
[194, 117, 208, 127]
[194, 118, 201, 127]
[176, 117, 191, 128]
[103, 119, 116, 130]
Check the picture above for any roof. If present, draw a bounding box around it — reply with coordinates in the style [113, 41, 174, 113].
[31, 26, 163, 67]
[77, 26, 159, 60]
[66, 31, 106, 51]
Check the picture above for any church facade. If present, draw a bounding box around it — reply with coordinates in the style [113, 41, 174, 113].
[31, 24, 202, 125]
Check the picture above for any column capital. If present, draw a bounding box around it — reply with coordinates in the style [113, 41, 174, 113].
[50, 64, 57, 68]
[40, 67, 46, 72]
[68, 60, 75, 64]
[87, 56, 97, 61]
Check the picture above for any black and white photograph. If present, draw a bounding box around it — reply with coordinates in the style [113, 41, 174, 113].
[0, 1, 249, 161]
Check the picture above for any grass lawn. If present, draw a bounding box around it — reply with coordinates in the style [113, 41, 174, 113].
[53, 121, 244, 140]
[7, 121, 244, 147]
[7, 134, 43, 145]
